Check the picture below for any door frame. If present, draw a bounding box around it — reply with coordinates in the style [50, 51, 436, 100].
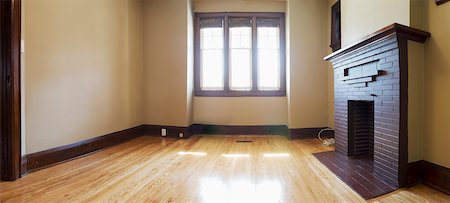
[1, 0, 22, 181]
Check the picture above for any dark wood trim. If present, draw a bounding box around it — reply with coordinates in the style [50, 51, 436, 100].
[194, 90, 286, 97]
[289, 128, 334, 140]
[436, 0, 450, 5]
[195, 12, 284, 18]
[406, 160, 450, 195]
[26, 126, 144, 172]
[406, 160, 423, 187]
[1, 0, 22, 181]
[223, 16, 230, 91]
[251, 16, 258, 92]
[190, 124, 288, 136]
[397, 37, 409, 187]
[278, 14, 287, 96]
[324, 23, 431, 61]
[194, 12, 286, 97]
[422, 161, 450, 194]
[142, 125, 192, 139]
[194, 14, 201, 92]
[146, 124, 332, 138]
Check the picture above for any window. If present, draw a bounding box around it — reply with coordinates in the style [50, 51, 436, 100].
[194, 13, 286, 97]
[200, 19, 224, 90]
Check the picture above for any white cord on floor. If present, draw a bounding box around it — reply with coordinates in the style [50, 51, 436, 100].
[318, 128, 335, 146]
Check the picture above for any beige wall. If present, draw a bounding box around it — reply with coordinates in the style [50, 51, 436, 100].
[423, 0, 450, 168]
[192, 0, 288, 126]
[408, 41, 425, 162]
[194, 0, 286, 12]
[24, 0, 144, 153]
[129, 0, 145, 128]
[287, 0, 329, 129]
[143, 0, 191, 127]
[193, 97, 288, 125]
[341, 0, 410, 47]
[407, 0, 426, 163]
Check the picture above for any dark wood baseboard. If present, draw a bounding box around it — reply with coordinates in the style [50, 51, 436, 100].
[289, 127, 334, 139]
[406, 160, 423, 187]
[22, 124, 336, 175]
[422, 161, 450, 194]
[142, 125, 191, 138]
[143, 125, 334, 139]
[191, 124, 289, 136]
[406, 160, 450, 195]
[21, 155, 27, 176]
[142, 124, 289, 138]
[26, 125, 144, 173]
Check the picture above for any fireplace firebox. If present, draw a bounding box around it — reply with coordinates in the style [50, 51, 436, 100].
[348, 100, 374, 158]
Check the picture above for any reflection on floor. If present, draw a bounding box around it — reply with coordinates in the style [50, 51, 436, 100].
[0, 135, 448, 202]
[200, 177, 282, 202]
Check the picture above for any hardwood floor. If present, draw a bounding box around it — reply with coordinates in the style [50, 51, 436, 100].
[0, 135, 449, 202]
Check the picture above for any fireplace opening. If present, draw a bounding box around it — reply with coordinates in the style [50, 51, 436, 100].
[348, 100, 374, 159]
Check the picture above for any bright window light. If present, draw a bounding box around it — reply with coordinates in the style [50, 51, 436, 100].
[200, 177, 282, 202]
[178, 152, 207, 156]
[201, 27, 224, 90]
[222, 153, 250, 158]
[263, 153, 290, 157]
[257, 27, 280, 91]
[229, 27, 252, 91]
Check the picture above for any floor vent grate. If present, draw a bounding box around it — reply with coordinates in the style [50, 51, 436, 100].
[236, 140, 253, 143]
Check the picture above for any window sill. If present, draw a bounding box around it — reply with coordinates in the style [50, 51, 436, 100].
[194, 90, 286, 97]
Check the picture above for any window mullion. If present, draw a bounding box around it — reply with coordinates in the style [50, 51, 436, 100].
[223, 16, 230, 91]
[251, 16, 258, 92]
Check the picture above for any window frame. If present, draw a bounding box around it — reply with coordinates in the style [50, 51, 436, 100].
[194, 12, 286, 97]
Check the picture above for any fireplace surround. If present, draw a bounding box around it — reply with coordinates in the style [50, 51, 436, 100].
[321, 24, 430, 195]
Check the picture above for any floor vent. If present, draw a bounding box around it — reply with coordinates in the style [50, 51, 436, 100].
[236, 140, 252, 143]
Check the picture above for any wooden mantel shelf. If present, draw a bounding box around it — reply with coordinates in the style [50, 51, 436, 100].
[324, 23, 430, 61]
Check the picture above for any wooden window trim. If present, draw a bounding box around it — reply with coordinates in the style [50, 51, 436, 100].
[194, 12, 286, 97]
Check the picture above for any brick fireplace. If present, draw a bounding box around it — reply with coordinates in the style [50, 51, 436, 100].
[315, 24, 430, 199]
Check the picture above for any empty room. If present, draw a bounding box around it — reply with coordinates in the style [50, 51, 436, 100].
[1, 0, 450, 202]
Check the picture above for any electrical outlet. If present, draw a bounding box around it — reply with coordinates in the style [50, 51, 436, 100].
[161, 128, 167, 137]
[179, 133, 184, 138]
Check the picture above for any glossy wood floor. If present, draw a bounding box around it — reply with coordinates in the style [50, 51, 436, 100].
[1, 135, 449, 202]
